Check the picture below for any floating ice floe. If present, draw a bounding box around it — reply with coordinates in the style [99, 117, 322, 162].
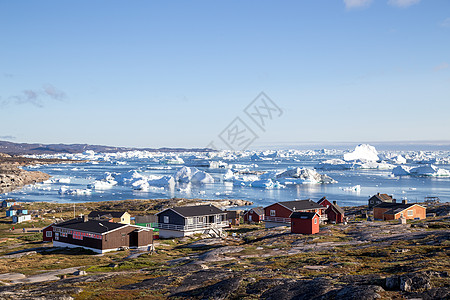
[59, 186, 92, 196]
[392, 164, 450, 177]
[57, 177, 71, 184]
[344, 144, 379, 162]
[340, 185, 361, 192]
[87, 180, 117, 190]
[160, 156, 185, 165]
[315, 159, 353, 170]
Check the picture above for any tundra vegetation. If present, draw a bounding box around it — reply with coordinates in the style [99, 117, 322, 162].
[0, 200, 448, 299]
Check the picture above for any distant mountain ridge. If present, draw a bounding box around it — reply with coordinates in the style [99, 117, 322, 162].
[0, 140, 213, 155]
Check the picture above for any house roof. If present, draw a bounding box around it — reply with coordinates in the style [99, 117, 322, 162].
[290, 211, 318, 219]
[246, 207, 264, 215]
[317, 197, 328, 205]
[328, 202, 345, 215]
[373, 202, 413, 209]
[382, 204, 421, 215]
[88, 211, 127, 219]
[8, 205, 23, 210]
[54, 218, 127, 234]
[2, 199, 17, 203]
[270, 200, 323, 211]
[370, 193, 393, 202]
[134, 215, 157, 224]
[157, 205, 225, 218]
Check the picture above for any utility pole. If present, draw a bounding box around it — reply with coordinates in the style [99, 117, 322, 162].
[73, 203, 75, 218]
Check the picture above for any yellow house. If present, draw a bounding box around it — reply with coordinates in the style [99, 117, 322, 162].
[88, 211, 131, 224]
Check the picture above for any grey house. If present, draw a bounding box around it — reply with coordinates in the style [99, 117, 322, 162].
[156, 205, 228, 238]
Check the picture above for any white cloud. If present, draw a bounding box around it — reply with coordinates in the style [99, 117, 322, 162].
[434, 62, 449, 72]
[388, 0, 421, 8]
[441, 17, 450, 28]
[344, 0, 372, 9]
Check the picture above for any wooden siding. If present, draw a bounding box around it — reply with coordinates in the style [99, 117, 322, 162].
[291, 215, 319, 234]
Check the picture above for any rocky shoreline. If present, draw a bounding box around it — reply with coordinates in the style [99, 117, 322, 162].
[0, 153, 83, 195]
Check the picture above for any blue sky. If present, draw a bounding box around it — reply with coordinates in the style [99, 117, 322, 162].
[0, 0, 449, 149]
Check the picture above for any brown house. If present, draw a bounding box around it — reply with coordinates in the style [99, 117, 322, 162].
[52, 217, 153, 253]
[226, 210, 240, 226]
[243, 207, 264, 223]
[373, 200, 426, 221]
[368, 193, 395, 209]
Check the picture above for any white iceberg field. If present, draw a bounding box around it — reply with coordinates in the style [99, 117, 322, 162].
[392, 165, 450, 177]
[229, 167, 336, 188]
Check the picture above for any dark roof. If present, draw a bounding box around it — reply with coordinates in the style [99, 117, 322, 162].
[328, 202, 344, 215]
[88, 211, 127, 219]
[370, 193, 393, 202]
[275, 200, 323, 211]
[135, 215, 157, 224]
[2, 199, 17, 202]
[54, 218, 127, 234]
[246, 207, 264, 215]
[317, 197, 328, 204]
[381, 203, 417, 215]
[226, 210, 239, 219]
[373, 202, 414, 209]
[160, 205, 225, 217]
[290, 211, 317, 219]
[8, 205, 23, 210]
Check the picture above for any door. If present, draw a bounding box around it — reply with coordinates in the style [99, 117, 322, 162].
[249, 215, 252, 222]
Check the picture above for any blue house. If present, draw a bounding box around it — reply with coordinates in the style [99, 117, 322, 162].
[6, 206, 27, 217]
[1, 199, 18, 208]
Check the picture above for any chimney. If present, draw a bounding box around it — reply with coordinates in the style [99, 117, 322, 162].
[402, 199, 407, 204]
[392, 199, 396, 203]
[333, 201, 337, 205]
[377, 192, 380, 196]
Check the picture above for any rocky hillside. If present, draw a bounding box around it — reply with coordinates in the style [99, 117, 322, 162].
[0, 153, 81, 194]
[0, 202, 448, 299]
[0, 140, 213, 155]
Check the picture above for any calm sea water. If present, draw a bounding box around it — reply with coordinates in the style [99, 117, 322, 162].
[2, 151, 449, 208]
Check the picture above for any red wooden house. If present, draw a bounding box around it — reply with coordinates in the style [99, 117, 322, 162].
[42, 224, 54, 242]
[290, 212, 320, 234]
[317, 197, 345, 224]
[243, 207, 264, 223]
[263, 199, 325, 228]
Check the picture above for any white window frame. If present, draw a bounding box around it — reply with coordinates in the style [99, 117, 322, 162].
[314, 218, 318, 224]
[46, 231, 52, 237]
[270, 210, 276, 216]
[407, 210, 413, 216]
[163, 216, 169, 223]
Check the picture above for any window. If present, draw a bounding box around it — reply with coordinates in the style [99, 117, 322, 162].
[187, 218, 193, 225]
[46, 231, 52, 237]
[270, 210, 276, 216]
[54, 232, 59, 240]
[314, 218, 318, 224]
[407, 210, 413, 216]
[164, 216, 169, 223]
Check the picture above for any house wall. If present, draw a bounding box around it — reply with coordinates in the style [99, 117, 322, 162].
[113, 213, 131, 224]
[157, 210, 185, 226]
[291, 215, 319, 234]
[318, 199, 332, 208]
[384, 205, 426, 220]
[244, 210, 263, 223]
[264, 203, 293, 219]
[6, 210, 16, 217]
[326, 207, 344, 223]
[43, 226, 53, 242]
[373, 207, 391, 220]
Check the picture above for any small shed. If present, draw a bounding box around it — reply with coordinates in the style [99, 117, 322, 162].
[290, 212, 320, 234]
[1, 199, 18, 208]
[243, 207, 264, 223]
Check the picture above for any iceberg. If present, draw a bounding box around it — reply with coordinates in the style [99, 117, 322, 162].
[223, 169, 235, 181]
[174, 166, 198, 183]
[191, 171, 215, 184]
[315, 159, 353, 170]
[275, 167, 336, 184]
[147, 175, 176, 187]
[340, 185, 361, 192]
[344, 144, 379, 162]
[88, 180, 117, 190]
[392, 164, 450, 177]
[392, 166, 411, 176]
